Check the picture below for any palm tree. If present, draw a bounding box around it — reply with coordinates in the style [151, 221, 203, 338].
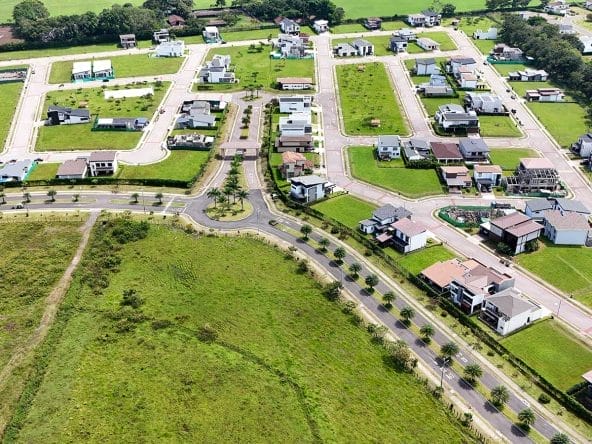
[518, 408, 535, 430]
[419, 323, 435, 343]
[0, 190, 5, 204]
[463, 363, 483, 385]
[333, 247, 346, 264]
[47, 189, 57, 202]
[348, 262, 361, 278]
[131, 192, 139, 204]
[236, 189, 249, 210]
[440, 341, 459, 359]
[23, 192, 31, 203]
[400, 306, 415, 325]
[72, 193, 80, 203]
[300, 224, 312, 240]
[155, 192, 163, 205]
[318, 237, 330, 253]
[382, 291, 396, 308]
[364, 273, 379, 291]
[490, 385, 510, 408]
[207, 188, 221, 208]
[222, 188, 233, 207]
[550, 433, 571, 444]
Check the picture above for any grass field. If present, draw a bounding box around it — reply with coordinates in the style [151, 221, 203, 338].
[479, 115, 522, 137]
[0, 81, 24, 148]
[336, 63, 409, 135]
[197, 45, 314, 92]
[527, 102, 588, 148]
[0, 41, 153, 62]
[414, 31, 457, 52]
[5, 222, 471, 442]
[348, 146, 443, 197]
[489, 148, 539, 173]
[492, 63, 527, 77]
[334, 0, 487, 19]
[398, 245, 457, 275]
[37, 82, 169, 151]
[25, 162, 59, 181]
[501, 320, 592, 391]
[49, 54, 184, 84]
[333, 31, 455, 57]
[118, 150, 210, 182]
[515, 240, 592, 308]
[312, 194, 377, 229]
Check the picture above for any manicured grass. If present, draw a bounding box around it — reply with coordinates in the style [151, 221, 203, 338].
[197, 45, 315, 92]
[492, 63, 527, 77]
[332, 35, 391, 56]
[9, 222, 472, 442]
[26, 162, 59, 181]
[37, 82, 169, 151]
[515, 241, 592, 308]
[501, 320, 592, 391]
[336, 63, 409, 136]
[421, 95, 464, 116]
[527, 102, 588, 148]
[508, 81, 554, 98]
[398, 245, 457, 275]
[348, 146, 444, 197]
[118, 150, 210, 182]
[472, 38, 495, 54]
[220, 28, 276, 42]
[312, 194, 377, 229]
[334, 0, 487, 19]
[489, 148, 539, 173]
[417, 31, 457, 52]
[49, 54, 184, 84]
[479, 115, 521, 137]
[331, 20, 407, 33]
[0, 81, 24, 147]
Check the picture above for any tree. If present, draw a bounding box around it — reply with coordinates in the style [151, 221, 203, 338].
[420, 323, 435, 342]
[440, 341, 459, 359]
[364, 273, 379, 291]
[300, 224, 312, 240]
[400, 306, 415, 325]
[319, 237, 330, 253]
[387, 340, 417, 372]
[72, 193, 80, 203]
[236, 189, 249, 210]
[461, 412, 473, 427]
[47, 189, 57, 202]
[550, 433, 571, 444]
[13, 0, 49, 25]
[121, 288, 144, 309]
[131, 192, 139, 204]
[0, 190, 5, 204]
[348, 262, 361, 278]
[207, 187, 220, 208]
[441, 3, 456, 17]
[324, 281, 342, 301]
[215, 0, 226, 6]
[490, 385, 510, 407]
[518, 408, 535, 430]
[155, 192, 163, 205]
[382, 291, 396, 308]
[463, 363, 483, 385]
[333, 246, 346, 264]
[142, 0, 194, 18]
[23, 192, 31, 203]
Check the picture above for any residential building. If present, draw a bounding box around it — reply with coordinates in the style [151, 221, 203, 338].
[388, 218, 428, 253]
[290, 175, 332, 203]
[197, 54, 236, 84]
[176, 112, 216, 129]
[421, 258, 484, 293]
[464, 92, 504, 114]
[364, 17, 382, 30]
[280, 151, 313, 178]
[352, 39, 374, 56]
[416, 37, 439, 51]
[279, 18, 300, 35]
[430, 141, 463, 164]
[473, 28, 498, 40]
[56, 158, 88, 179]
[403, 138, 431, 161]
[458, 137, 490, 162]
[504, 158, 560, 194]
[358, 204, 412, 234]
[507, 69, 548, 82]
[277, 77, 313, 90]
[558, 24, 575, 34]
[376, 135, 401, 160]
[427, 74, 447, 86]
[492, 43, 523, 61]
[71, 61, 92, 81]
[543, 210, 590, 245]
[415, 58, 439, 75]
[458, 70, 478, 89]
[89, 151, 117, 176]
[119, 34, 137, 49]
[313, 19, 329, 33]
[153, 29, 170, 43]
[92, 59, 113, 79]
[407, 10, 441, 27]
[544, 0, 569, 15]
[481, 288, 545, 335]
[440, 166, 472, 192]
[553, 198, 590, 216]
[203, 26, 221, 43]
[572, 133, 592, 158]
[156, 40, 185, 57]
[525, 198, 555, 221]
[334, 39, 373, 57]
[94, 117, 148, 131]
[474, 164, 503, 191]
[0, 159, 34, 183]
[389, 35, 408, 53]
[394, 28, 417, 42]
[167, 14, 186, 27]
[167, 134, 214, 150]
[334, 42, 357, 57]
[279, 96, 313, 113]
[434, 104, 479, 133]
[46, 106, 91, 125]
[275, 134, 314, 153]
[580, 36, 592, 54]
[422, 85, 455, 97]
[525, 88, 564, 102]
[275, 34, 308, 58]
[482, 211, 543, 255]
[278, 113, 312, 136]
[447, 57, 477, 75]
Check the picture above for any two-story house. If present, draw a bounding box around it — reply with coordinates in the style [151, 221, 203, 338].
[388, 218, 428, 253]
[279, 18, 300, 35]
[358, 204, 412, 234]
[464, 92, 504, 114]
[473, 164, 503, 191]
[376, 135, 401, 160]
[458, 137, 490, 162]
[279, 151, 313, 179]
[571, 133, 592, 158]
[481, 288, 545, 336]
[278, 96, 313, 113]
[543, 210, 590, 246]
[482, 211, 543, 255]
[290, 175, 332, 203]
[89, 151, 118, 176]
[440, 166, 472, 193]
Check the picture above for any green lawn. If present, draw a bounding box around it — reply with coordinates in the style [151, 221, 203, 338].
[348, 146, 444, 198]
[332, 35, 391, 56]
[332, 32, 454, 57]
[26, 162, 59, 181]
[501, 320, 592, 391]
[0, 81, 24, 148]
[492, 63, 527, 77]
[312, 194, 377, 229]
[49, 54, 184, 84]
[197, 45, 315, 92]
[416, 31, 457, 52]
[398, 245, 457, 275]
[220, 28, 276, 42]
[336, 63, 409, 136]
[37, 82, 169, 151]
[527, 102, 588, 148]
[479, 115, 522, 137]
[489, 148, 539, 173]
[6, 221, 472, 442]
[118, 150, 210, 182]
[508, 81, 554, 98]
[334, 0, 488, 19]
[515, 241, 592, 308]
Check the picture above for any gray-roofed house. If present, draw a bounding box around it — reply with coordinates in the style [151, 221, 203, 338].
[352, 39, 374, 56]
[524, 198, 554, 221]
[553, 198, 590, 216]
[56, 158, 88, 179]
[543, 210, 590, 245]
[458, 137, 490, 162]
[176, 113, 216, 129]
[89, 151, 117, 176]
[290, 175, 333, 203]
[334, 42, 358, 57]
[359, 204, 412, 234]
[47, 106, 91, 125]
[447, 57, 477, 75]
[571, 133, 592, 158]
[415, 58, 439, 75]
[390, 218, 428, 253]
[390, 35, 408, 53]
[279, 18, 300, 35]
[464, 92, 504, 114]
[403, 138, 431, 161]
[376, 135, 401, 160]
[416, 37, 439, 51]
[481, 288, 545, 335]
[0, 159, 34, 183]
[434, 104, 479, 133]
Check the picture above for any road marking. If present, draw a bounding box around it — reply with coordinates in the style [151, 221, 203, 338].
[162, 196, 175, 214]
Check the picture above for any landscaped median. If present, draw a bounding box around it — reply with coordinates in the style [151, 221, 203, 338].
[0, 80, 25, 147]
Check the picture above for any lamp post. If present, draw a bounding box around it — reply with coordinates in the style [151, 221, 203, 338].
[141, 187, 145, 214]
[256, 208, 260, 234]
[440, 357, 451, 389]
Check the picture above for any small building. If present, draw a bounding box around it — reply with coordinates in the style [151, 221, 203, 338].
[280, 151, 313, 179]
[458, 137, 490, 162]
[92, 59, 113, 79]
[415, 57, 439, 75]
[56, 158, 88, 179]
[47, 106, 91, 125]
[376, 135, 401, 160]
[481, 288, 545, 335]
[359, 204, 412, 234]
[352, 39, 374, 56]
[119, 34, 137, 49]
[389, 218, 428, 253]
[558, 24, 575, 35]
[290, 175, 332, 203]
[586, 0, 592, 9]
[474, 164, 502, 192]
[407, 10, 441, 27]
[167, 133, 214, 150]
[275, 134, 314, 153]
[464, 92, 504, 114]
[313, 19, 329, 34]
[525, 198, 555, 221]
[278, 96, 313, 114]
[579, 36, 592, 54]
[447, 57, 477, 75]
[279, 18, 300, 35]
[458, 70, 478, 90]
[390, 35, 408, 53]
[525, 88, 564, 102]
[543, 210, 589, 245]
[333, 42, 357, 57]
[441, 166, 472, 192]
[483, 212, 543, 255]
[197, 54, 236, 84]
[422, 85, 455, 97]
[334, 39, 373, 57]
[473, 28, 497, 40]
[504, 158, 560, 194]
[176, 113, 216, 129]
[72, 61, 92, 82]
[416, 37, 440, 51]
[553, 198, 590, 216]
[0, 159, 34, 183]
[434, 104, 479, 133]
[403, 138, 431, 161]
[167, 14, 186, 27]
[89, 151, 118, 176]
[394, 28, 417, 42]
[277, 77, 313, 90]
[94, 117, 148, 131]
[203, 26, 221, 43]
[430, 141, 463, 164]
[153, 28, 170, 44]
[544, 0, 569, 15]
[571, 133, 592, 158]
[492, 43, 523, 61]
[507, 69, 548, 82]
[156, 40, 185, 57]
[364, 17, 382, 30]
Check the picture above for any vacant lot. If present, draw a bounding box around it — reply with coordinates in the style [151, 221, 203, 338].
[501, 320, 592, 391]
[479, 115, 521, 137]
[492, 63, 527, 77]
[37, 82, 168, 151]
[334, 0, 487, 19]
[489, 148, 539, 173]
[118, 150, 211, 182]
[398, 245, 457, 275]
[336, 63, 409, 135]
[527, 102, 587, 147]
[312, 194, 377, 229]
[515, 240, 592, 308]
[6, 222, 471, 442]
[0, 81, 24, 148]
[0, 41, 153, 62]
[25, 162, 59, 181]
[348, 146, 443, 197]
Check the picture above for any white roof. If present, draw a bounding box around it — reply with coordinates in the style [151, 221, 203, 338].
[93, 59, 112, 72]
[97, 118, 113, 125]
[204, 26, 218, 33]
[72, 61, 92, 74]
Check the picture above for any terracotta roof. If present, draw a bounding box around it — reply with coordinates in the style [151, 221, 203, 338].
[520, 157, 555, 170]
[441, 166, 469, 175]
[56, 158, 87, 176]
[421, 258, 472, 288]
[431, 142, 462, 159]
[474, 164, 502, 174]
[391, 218, 426, 237]
[277, 77, 313, 84]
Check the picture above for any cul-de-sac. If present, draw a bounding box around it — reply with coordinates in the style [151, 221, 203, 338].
[1, 0, 592, 442]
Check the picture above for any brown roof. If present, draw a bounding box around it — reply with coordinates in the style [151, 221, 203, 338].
[520, 157, 555, 170]
[421, 258, 472, 288]
[490, 211, 531, 229]
[277, 77, 313, 84]
[431, 142, 462, 160]
[89, 151, 116, 162]
[167, 14, 186, 25]
[505, 219, 543, 237]
[475, 164, 502, 174]
[279, 134, 312, 142]
[281, 151, 306, 163]
[56, 158, 87, 176]
[544, 210, 590, 231]
[441, 166, 469, 176]
[391, 218, 426, 237]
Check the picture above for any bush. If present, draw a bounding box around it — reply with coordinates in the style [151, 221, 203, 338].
[538, 393, 551, 404]
[197, 324, 218, 343]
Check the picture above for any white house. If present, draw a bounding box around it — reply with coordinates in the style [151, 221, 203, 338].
[481, 288, 545, 336]
[153, 28, 170, 43]
[458, 137, 489, 163]
[313, 19, 329, 33]
[46, 106, 90, 125]
[543, 210, 590, 245]
[474, 164, 503, 191]
[92, 59, 113, 79]
[525, 199, 554, 221]
[434, 104, 479, 132]
[415, 58, 439, 75]
[277, 77, 313, 90]
[279, 18, 300, 35]
[473, 28, 497, 40]
[572, 133, 592, 158]
[458, 71, 478, 89]
[334, 42, 357, 57]
[507, 69, 548, 82]
[352, 39, 374, 56]
[290, 175, 331, 203]
[553, 198, 590, 216]
[464, 92, 504, 114]
[89, 151, 118, 176]
[525, 88, 564, 102]
[448, 57, 477, 75]
[156, 40, 185, 57]
[407, 10, 441, 27]
[0, 159, 34, 183]
[580, 36, 592, 54]
[203, 26, 221, 43]
[390, 218, 428, 253]
[279, 114, 312, 136]
[358, 204, 411, 234]
[278, 96, 312, 113]
[197, 54, 236, 84]
[416, 37, 439, 51]
[56, 158, 88, 180]
[72, 61, 92, 81]
[390, 35, 408, 53]
[376, 135, 401, 160]
[276, 34, 307, 58]
[559, 24, 576, 35]
[544, 0, 569, 15]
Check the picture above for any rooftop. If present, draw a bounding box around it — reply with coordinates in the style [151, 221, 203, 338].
[421, 258, 481, 289]
[430, 142, 462, 159]
[391, 218, 426, 237]
[89, 151, 116, 162]
[373, 204, 411, 221]
[520, 157, 555, 170]
[486, 288, 540, 318]
[277, 77, 313, 84]
[57, 158, 88, 176]
[290, 174, 327, 186]
[474, 164, 502, 174]
[544, 210, 590, 231]
[526, 198, 554, 212]
[553, 198, 590, 214]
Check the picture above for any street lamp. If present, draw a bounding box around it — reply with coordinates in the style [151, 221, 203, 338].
[141, 187, 145, 214]
[256, 208, 260, 234]
[440, 357, 451, 388]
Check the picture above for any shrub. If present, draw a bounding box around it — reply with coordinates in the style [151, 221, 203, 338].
[538, 393, 551, 404]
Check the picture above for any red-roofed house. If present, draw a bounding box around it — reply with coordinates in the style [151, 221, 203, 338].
[279, 151, 313, 178]
[167, 15, 186, 27]
[431, 142, 463, 164]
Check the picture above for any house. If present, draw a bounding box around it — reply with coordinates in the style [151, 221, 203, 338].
[275, 134, 314, 152]
[504, 158, 560, 194]
[88, 151, 117, 176]
[176, 113, 216, 129]
[56, 158, 88, 179]
[313, 19, 329, 34]
[46, 106, 91, 125]
[197, 54, 236, 84]
[352, 39, 374, 56]
[416, 37, 440, 51]
[166, 133, 214, 150]
[279, 113, 312, 137]
[394, 28, 417, 42]
[579, 36, 592, 54]
[430, 141, 463, 164]
[422, 85, 455, 97]
[544, 0, 569, 15]
[525, 88, 564, 102]
[474, 164, 503, 191]
[571, 133, 592, 158]
[415, 58, 439, 75]
[119, 34, 137, 49]
[543, 210, 590, 245]
[156, 40, 185, 57]
[441, 166, 472, 192]
[553, 198, 590, 216]
[434, 104, 479, 133]
[277, 77, 313, 90]
[203, 26, 221, 43]
[167, 14, 186, 27]
[482, 211, 543, 255]
[275, 34, 307, 58]
[525, 198, 555, 221]
[359, 204, 412, 234]
[458, 137, 490, 162]
[334, 42, 358, 57]
[279, 18, 300, 35]
[421, 258, 489, 293]
[71, 61, 92, 81]
[364, 17, 382, 30]
[558, 24, 575, 35]
[447, 57, 477, 75]
[492, 43, 523, 61]
[376, 135, 401, 160]
[464, 92, 504, 114]
[507, 69, 548, 82]
[290, 175, 332, 203]
[279, 96, 312, 113]
[481, 288, 545, 335]
[403, 138, 431, 161]
[94, 117, 148, 131]
[153, 29, 170, 43]
[407, 10, 441, 27]
[0, 159, 34, 183]
[334, 39, 373, 57]
[473, 28, 498, 40]
[390, 35, 408, 53]
[389, 218, 428, 253]
[92, 60, 113, 79]
[279, 151, 313, 179]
